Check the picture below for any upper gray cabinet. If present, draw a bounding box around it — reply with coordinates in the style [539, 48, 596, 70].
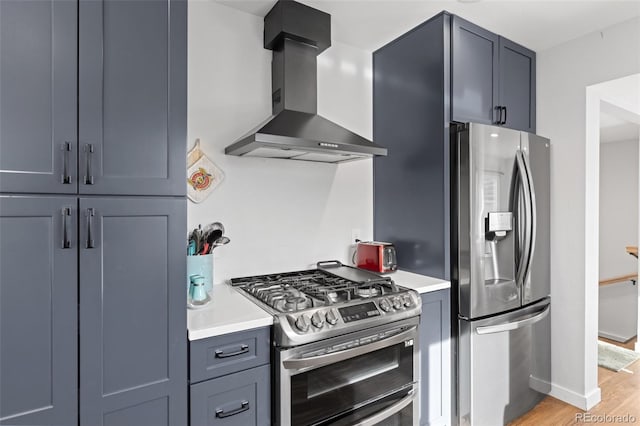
[451, 15, 536, 132]
[0, 0, 78, 194]
[78, 0, 186, 196]
[0, 0, 186, 196]
[498, 37, 536, 133]
[451, 16, 500, 126]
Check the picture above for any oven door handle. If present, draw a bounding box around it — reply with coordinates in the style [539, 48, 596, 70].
[353, 389, 416, 426]
[282, 326, 417, 371]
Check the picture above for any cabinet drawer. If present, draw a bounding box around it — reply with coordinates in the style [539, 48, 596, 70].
[190, 364, 270, 426]
[190, 327, 270, 383]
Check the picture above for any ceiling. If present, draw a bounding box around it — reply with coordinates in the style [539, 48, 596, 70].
[600, 111, 640, 144]
[216, 0, 640, 52]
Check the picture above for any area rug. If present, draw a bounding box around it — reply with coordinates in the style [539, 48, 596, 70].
[598, 340, 640, 372]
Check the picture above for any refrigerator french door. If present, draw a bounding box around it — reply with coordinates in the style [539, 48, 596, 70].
[452, 123, 551, 426]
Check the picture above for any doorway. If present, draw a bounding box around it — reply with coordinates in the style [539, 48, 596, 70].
[597, 106, 639, 351]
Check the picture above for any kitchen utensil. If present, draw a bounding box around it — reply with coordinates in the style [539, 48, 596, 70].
[211, 236, 230, 250]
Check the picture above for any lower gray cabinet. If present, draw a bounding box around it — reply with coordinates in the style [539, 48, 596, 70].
[190, 365, 270, 426]
[0, 196, 78, 425]
[190, 327, 271, 426]
[79, 197, 187, 426]
[420, 289, 451, 426]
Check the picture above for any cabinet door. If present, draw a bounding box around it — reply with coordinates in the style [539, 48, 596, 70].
[0, 196, 77, 425]
[0, 1, 77, 193]
[79, 197, 187, 426]
[190, 365, 271, 426]
[451, 16, 500, 125]
[78, 0, 187, 196]
[499, 37, 536, 133]
[420, 289, 451, 426]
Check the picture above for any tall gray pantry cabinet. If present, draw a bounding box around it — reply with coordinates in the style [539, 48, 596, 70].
[0, 1, 187, 425]
[373, 12, 536, 281]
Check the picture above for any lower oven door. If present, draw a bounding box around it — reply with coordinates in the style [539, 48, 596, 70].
[276, 317, 419, 426]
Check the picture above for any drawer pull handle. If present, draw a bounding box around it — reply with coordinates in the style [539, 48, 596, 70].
[215, 344, 249, 359]
[216, 401, 249, 418]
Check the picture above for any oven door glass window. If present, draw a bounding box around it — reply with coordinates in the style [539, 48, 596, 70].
[290, 340, 414, 425]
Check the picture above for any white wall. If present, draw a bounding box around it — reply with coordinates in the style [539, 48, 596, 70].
[188, 1, 374, 282]
[598, 139, 639, 342]
[537, 17, 640, 409]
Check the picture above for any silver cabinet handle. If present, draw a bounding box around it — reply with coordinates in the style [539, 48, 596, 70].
[476, 304, 549, 335]
[353, 390, 416, 426]
[84, 144, 94, 185]
[86, 208, 95, 248]
[61, 142, 72, 184]
[215, 401, 249, 418]
[282, 326, 416, 371]
[61, 207, 71, 249]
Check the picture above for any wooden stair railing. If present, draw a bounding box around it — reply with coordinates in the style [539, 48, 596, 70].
[626, 246, 638, 258]
[599, 273, 638, 287]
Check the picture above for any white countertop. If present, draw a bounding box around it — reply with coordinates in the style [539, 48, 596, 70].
[187, 284, 273, 341]
[383, 269, 450, 294]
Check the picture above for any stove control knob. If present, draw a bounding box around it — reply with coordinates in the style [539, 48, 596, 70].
[295, 314, 311, 332]
[403, 295, 413, 308]
[392, 296, 403, 310]
[379, 298, 392, 312]
[311, 312, 325, 328]
[326, 308, 339, 325]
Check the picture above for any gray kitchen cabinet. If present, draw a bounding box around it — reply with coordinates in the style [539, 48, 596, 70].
[79, 197, 187, 426]
[0, 196, 77, 425]
[451, 15, 535, 132]
[419, 289, 451, 426]
[499, 37, 536, 133]
[189, 327, 271, 426]
[451, 15, 500, 126]
[0, 0, 77, 194]
[190, 365, 271, 426]
[373, 12, 536, 280]
[78, 0, 186, 196]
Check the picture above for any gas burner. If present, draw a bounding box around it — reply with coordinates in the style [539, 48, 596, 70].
[283, 296, 309, 312]
[355, 286, 381, 298]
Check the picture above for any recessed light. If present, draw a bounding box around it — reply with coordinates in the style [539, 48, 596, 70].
[490, 133, 499, 138]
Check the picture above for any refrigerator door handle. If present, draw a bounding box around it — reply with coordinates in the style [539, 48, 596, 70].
[514, 151, 533, 287]
[475, 304, 550, 335]
[521, 150, 537, 285]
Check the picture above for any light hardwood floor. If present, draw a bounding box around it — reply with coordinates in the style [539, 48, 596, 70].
[510, 337, 639, 425]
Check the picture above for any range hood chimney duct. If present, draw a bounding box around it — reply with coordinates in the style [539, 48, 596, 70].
[224, 0, 387, 163]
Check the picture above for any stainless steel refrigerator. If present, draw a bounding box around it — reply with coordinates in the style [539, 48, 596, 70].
[451, 123, 551, 426]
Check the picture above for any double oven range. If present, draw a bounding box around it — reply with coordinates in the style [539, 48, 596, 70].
[232, 261, 421, 426]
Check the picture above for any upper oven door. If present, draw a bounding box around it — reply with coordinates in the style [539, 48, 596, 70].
[276, 318, 419, 426]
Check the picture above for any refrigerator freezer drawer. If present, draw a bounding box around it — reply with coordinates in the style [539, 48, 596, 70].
[458, 299, 551, 426]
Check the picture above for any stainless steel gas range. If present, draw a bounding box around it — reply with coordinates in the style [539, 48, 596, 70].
[231, 261, 421, 426]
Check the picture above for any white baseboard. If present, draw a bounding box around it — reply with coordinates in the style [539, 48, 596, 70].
[530, 377, 601, 410]
[598, 330, 636, 343]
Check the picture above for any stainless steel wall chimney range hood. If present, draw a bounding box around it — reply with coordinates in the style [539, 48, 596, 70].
[224, 0, 387, 163]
